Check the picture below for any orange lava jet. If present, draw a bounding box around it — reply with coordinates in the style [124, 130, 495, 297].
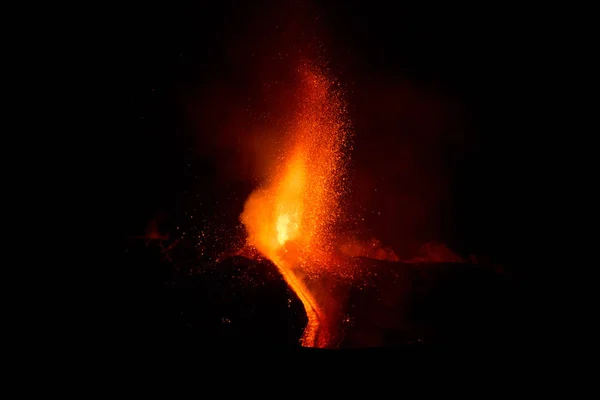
[240, 62, 350, 348]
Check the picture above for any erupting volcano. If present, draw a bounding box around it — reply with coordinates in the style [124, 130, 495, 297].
[122, 1, 524, 351]
[240, 62, 351, 348]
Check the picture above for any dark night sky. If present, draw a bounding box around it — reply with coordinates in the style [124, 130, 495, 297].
[112, 0, 532, 267]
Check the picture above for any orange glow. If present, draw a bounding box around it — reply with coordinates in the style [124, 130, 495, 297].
[240, 62, 350, 348]
[338, 238, 401, 262]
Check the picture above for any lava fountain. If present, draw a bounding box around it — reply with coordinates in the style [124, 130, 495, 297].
[240, 62, 351, 348]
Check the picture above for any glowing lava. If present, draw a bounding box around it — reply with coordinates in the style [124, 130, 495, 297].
[240, 62, 350, 348]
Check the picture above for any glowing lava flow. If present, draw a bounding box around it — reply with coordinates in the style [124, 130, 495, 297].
[240, 63, 350, 348]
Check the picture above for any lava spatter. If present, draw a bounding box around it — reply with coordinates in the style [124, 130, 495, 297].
[240, 61, 351, 348]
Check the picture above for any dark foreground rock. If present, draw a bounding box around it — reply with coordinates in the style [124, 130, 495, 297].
[339, 258, 522, 347]
[122, 241, 522, 349]
[158, 255, 307, 347]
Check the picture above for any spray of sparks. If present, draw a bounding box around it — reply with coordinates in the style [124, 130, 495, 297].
[240, 62, 351, 348]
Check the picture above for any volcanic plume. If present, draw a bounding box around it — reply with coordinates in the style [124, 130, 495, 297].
[240, 61, 351, 348]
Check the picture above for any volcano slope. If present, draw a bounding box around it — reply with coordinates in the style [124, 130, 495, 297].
[131, 243, 521, 349]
